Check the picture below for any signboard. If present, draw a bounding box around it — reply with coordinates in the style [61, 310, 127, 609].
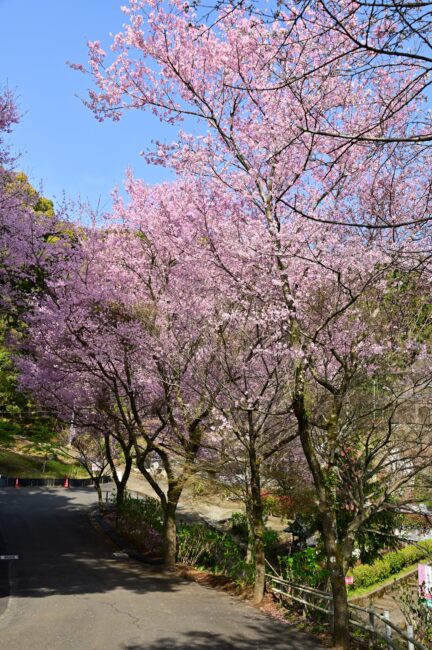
[345, 576, 354, 585]
[418, 564, 432, 602]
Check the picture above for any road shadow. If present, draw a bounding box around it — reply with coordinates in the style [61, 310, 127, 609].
[0, 488, 324, 649]
[123, 624, 324, 649]
[0, 488, 181, 599]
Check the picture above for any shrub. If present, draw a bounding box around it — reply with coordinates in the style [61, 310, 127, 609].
[177, 523, 255, 584]
[117, 492, 164, 533]
[262, 494, 281, 517]
[263, 528, 280, 555]
[228, 511, 248, 537]
[384, 551, 406, 574]
[279, 547, 329, 590]
[350, 539, 432, 589]
[115, 493, 164, 554]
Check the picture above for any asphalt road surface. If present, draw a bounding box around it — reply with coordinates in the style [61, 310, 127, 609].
[0, 487, 323, 650]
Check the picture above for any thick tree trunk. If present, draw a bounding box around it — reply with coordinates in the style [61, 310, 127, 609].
[116, 455, 132, 507]
[163, 499, 178, 571]
[249, 446, 266, 604]
[293, 387, 351, 649]
[330, 569, 350, 650]
[252, 518, 266, 604]
[162, 477, 184, 571]
[321, 516, 350, 649]
[94, 478, 103, 509]
[246, 526, 254, 564]
[103, 433, 133, 507]
[116, 479, 126, 507]
[245, 498, 254, 563]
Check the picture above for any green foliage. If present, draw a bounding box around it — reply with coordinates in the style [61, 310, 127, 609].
[279, 547, 329, 590]
[336, 484, 402, 566]
[177, 523, 255, 584]
[115, 493, 164, 554]
[0, 448, 86, 478]
[228, 511, 248, 536]
[191, 478, 206, 497]
[262, 494, 280, 516]
[348, 539, 432, 590]
[34, 195, 54, 216]
[0, 319, 57, 445]
[117, 493, 164, 533]
[262, 528, 280, 555]
[351, 510, 402, 565]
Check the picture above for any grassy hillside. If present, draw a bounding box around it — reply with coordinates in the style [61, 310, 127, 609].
[0, 448, 87, 479]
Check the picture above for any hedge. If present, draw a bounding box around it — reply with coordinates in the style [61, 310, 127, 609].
[348, 538, 432, 590]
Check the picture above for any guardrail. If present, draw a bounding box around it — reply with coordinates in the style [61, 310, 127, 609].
[0, 476, 112, 488]
[265, 570, 428, 650]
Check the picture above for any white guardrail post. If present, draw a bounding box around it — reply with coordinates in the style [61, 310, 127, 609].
[383, 611, 392, 650]
[407, 625, 414, 650]
[368, 609, 375, 649]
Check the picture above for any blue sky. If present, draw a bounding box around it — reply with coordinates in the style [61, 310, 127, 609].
[0, 0, 174, 212]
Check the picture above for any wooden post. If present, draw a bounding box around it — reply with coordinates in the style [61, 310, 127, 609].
[368, 609, 375, 649]
[407, 624, 414, 650]
[383, 610, 392, 650]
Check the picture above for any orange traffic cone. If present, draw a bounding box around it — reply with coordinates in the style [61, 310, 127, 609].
[15, 478, 19, 488]
[64, 477, 69, 488]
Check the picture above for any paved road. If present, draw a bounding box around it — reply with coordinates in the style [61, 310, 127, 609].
[0, 487, 323, 650]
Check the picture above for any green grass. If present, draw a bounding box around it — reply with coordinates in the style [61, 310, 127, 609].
[0, 448, 87, 479]
[0, 418, 56, 446]
[348, 563, 418, 599]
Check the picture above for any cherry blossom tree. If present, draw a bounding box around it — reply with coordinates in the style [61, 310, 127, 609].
[18, 178, 224, 570]
[73, 5, 432, 644]
[206, 290, 298, 602]
[0, 90, 68, 321]
[72, 430, 111, 507]
[294, 0, 432, 146]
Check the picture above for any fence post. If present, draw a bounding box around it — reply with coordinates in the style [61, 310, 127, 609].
[384, 610, 392, 650]
[368, 609, 375, 649]
[407, 624, 414, 650]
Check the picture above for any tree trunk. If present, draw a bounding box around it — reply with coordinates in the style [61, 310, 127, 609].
[321, 514, 351, 649]
[162, 476, 184, 571]
[330, 570, 350, 650]
[103, 433, 133, 507]
[116, 454, 132, 507]
[246, 527, 254, 564]
[249, 445, 266, 604]
[94, 478, 103, 509]
[116, 480, 126, 507]
[163, 499, 178, 571]
[252, 517, 266, 604]
[293, 386, 351, 649]
[245, 497, 254, 563]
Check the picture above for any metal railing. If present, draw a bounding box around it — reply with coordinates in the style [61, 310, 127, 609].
[265, 570, 428, 650]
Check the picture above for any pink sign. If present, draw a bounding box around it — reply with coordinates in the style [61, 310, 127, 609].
[345, 576, 354, 585]
[418, 564, 432, 599]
